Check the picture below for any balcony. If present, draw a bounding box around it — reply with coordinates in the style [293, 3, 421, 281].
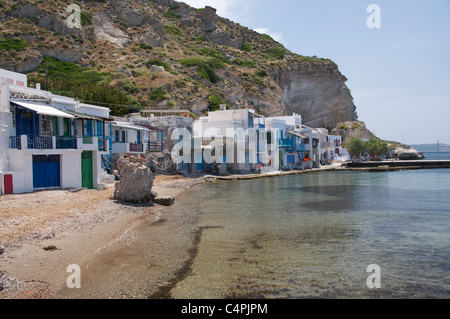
[111, 142, 146, 154]
[148, 141, 163, 152]
[56, 137, 78, 149]
[129, 143, 144, 153]
[279, 138, 294, 152]
[9, 135, 100, 152]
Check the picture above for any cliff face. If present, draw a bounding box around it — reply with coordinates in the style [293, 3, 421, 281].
[275, 64, 357, 130]
[0, 0, 358, 127]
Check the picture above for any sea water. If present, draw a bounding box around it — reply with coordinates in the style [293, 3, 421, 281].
[167, 169, 450, 299]
[422, 152, 450, 161]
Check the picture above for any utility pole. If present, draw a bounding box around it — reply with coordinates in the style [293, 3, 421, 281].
[437, 139, 440, 161]
[45, 61, 49, 91]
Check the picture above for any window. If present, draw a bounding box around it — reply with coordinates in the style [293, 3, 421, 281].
[115, 130, 119, 143]
[122, 131, 126, 143]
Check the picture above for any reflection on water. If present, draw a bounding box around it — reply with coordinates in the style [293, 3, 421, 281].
[167, 170, 450, 299]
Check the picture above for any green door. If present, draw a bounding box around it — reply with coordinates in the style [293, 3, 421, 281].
[81, 151, 93, 189]
[63, 118, 70, 137]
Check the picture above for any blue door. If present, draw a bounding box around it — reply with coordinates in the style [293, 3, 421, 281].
[196, 152, 203, 171]
[33, 155, 61, 188]
[287, 155, 295, 164]
[86, 120, 93, 136]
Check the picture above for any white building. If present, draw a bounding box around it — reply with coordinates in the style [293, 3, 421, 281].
[0, 69, 114, 194]
[194, 108, 262, 174]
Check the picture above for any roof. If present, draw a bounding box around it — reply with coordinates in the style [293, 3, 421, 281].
[12, 101, 75, 119]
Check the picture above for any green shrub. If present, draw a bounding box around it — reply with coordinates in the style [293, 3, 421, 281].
[196, 47, 229, 65]
[241, 42, 252, 52]
[233, 58, 256, 68]
[180, 58, 220, 83]
[164, 24, 183, 36]
[146, 59, 172, 71]
[208, 94, 228, 111]
[0, 38, 28, 52]
[138, 42, 152, 51]
[163, 10, 180, 19]
[255, 69, 269, 77]
[252, 75, 266, 87]
[80, 11, 92, 25]
[122, 80, 140, 94]
[266, 48, 285, 59]
[261, 34, 275, 42]
[148, 87, 168, 101]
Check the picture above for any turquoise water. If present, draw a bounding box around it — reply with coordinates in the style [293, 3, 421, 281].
[169, 169, 450, 299]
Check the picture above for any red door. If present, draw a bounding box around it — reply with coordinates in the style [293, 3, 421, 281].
[4, 175, 13, 194]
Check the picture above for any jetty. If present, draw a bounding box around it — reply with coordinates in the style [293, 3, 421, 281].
[345, 160, 450, 171]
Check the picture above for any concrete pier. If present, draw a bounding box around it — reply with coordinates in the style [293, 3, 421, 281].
[345, 160, 450, 170]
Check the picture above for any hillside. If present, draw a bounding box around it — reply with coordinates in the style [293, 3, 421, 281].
[0, 0, 358, 127]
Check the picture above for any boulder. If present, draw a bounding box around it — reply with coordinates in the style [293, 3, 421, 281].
[114, 156, 156, 203]
[393, 146, 424, 160]
[199, 6, 217, 32]
[154, 196, 175, 206]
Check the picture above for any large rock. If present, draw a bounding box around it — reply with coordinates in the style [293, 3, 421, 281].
[275, 63, 357, 130]
[154, 196, 175, 206]
[332, 121, 377, 145]
[114, 156, 156, 203]
[392, 145, 424, 160]
[199, 6, 217, 32]
[41, 48, 85, 63]
[93, 11, 129, 46]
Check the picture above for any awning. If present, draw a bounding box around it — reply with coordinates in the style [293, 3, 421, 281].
[134, 123, 164, 132]
[288, 131, 306, 139]
[12, 101, 75, 119]
[112, 122, 150, 131]
[62, 109, 111, 121]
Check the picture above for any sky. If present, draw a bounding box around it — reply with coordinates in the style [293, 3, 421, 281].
[182, 0, 450, 145]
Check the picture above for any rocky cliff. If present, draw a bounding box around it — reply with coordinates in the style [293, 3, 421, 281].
[0, 0, 358, 127]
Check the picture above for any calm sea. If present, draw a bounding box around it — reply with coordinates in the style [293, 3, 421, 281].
[422, 151, 450, 161]
[168, 169, 450, 299]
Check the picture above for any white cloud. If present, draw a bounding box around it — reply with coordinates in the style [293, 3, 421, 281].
[253, 27, 283, 43]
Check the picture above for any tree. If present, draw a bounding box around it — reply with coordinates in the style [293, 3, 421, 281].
[347, 137, 366, 159]
[367, 138, 389, 157]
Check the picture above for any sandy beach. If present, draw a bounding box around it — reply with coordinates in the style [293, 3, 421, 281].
[0, 174, 214, 299]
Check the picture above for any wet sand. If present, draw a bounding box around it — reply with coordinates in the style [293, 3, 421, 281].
[0, 175, 213, 299]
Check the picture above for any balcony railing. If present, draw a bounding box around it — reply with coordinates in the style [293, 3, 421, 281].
[9, 135, 100, 151]
[56, 136, 77, 149]
[129, 143, 144, 153]
[148, 141, 163, 152]
[98, 136, 111, 152]
[83, 136, 94, 144]
[9, 136, 22, 150]
[28, 135, 52, 149]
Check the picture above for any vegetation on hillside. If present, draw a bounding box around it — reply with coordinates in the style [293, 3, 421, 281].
[0, 0, 338, 118]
